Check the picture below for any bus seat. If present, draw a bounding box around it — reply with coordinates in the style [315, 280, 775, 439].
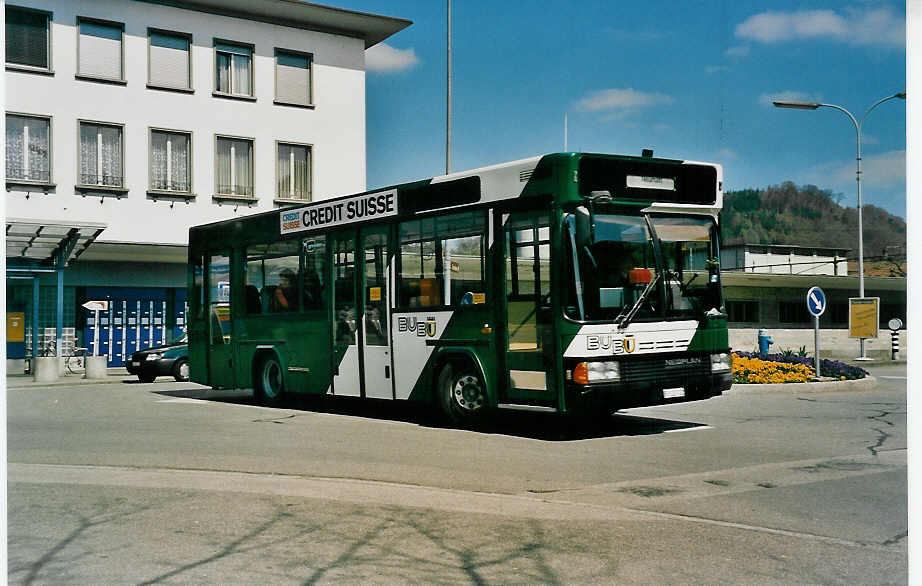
[245, 285, 261, 314]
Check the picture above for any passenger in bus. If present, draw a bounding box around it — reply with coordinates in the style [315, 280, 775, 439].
[273, 268, 299, 311]
[303, 270, 323, 309]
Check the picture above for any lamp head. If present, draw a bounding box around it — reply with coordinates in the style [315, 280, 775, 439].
[773, 100, 820, 110]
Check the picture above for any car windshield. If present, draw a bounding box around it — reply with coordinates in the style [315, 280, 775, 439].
[565, 212, 722, 323]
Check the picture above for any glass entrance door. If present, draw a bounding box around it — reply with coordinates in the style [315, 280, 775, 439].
[502, 212, 555, 401]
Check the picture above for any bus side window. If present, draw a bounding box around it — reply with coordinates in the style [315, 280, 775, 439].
[398, 211, 486, 309]
[301, 236, 326, 310]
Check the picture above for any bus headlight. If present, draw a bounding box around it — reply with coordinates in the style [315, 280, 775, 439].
[573, 361, 621, 384]
[710, 352, 731, 373]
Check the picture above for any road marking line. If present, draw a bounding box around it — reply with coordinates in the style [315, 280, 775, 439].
[157, 398, 208, 404]
[878, 376, 907, 380]
[664, 425, 713, 434]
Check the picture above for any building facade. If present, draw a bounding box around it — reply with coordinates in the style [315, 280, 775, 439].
[5, 0, 409, 370]
[720, 244, 906, 358]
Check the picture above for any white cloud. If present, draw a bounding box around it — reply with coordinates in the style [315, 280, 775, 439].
[758, 90, 823, 107]
[365, 44, 420, 73]
[735, 7, 904, 47]
[725, 44, 750, 58]
[574, 88, 674, 118]
[801, 150, 905, 189]
[715, 148, 739, 160]
[705, 65, 728, 74]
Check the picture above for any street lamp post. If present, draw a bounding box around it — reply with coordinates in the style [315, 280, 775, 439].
[774, 91, 906, 360]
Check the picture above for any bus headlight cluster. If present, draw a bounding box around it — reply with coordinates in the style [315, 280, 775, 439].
[710, 352, 731, 373]
[573, 361, 621, 384]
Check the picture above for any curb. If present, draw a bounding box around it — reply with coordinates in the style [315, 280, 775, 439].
[729, 375, 877, 394]
[6, 370, 133, 390]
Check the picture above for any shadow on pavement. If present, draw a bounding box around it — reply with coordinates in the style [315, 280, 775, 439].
[152, 388, 708, 441]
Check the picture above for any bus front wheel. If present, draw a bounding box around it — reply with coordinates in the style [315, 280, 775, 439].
[255, 356, 285, 407]
[437, 362, 487, 426]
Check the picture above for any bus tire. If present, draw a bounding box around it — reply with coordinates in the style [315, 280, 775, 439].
[255, 355, 285, 407]
[437, 361, 487, 426]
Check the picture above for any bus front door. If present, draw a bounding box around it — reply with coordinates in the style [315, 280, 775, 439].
[502, 213, 555, 403]
[332, 231, 361, 397]
[360, 227, 393, 399]
[207, 253, 235, 389]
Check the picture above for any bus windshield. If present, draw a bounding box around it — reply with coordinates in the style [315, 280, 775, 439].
[565, 212, 722, 323]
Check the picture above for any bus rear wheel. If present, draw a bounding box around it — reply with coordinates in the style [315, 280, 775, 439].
[438, 362, 487, 426]
[255, 356, 285, 407]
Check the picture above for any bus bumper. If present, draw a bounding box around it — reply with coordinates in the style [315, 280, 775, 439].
[565, 372, 732, 412]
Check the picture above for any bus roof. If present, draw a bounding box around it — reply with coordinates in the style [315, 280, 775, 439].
[190, 152, 722, 245]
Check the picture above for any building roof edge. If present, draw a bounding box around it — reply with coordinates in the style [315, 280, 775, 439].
[137, 0, 412, 48]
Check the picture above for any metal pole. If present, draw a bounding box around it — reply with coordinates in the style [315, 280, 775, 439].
[814, 315, 821, 378]
[445, 0, 452, 174]
[56, 268, 64, 360]
[855, 117, 866, 359]
[32, 276, 40, 363]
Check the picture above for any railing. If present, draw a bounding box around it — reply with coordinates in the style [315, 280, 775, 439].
[80, 173, 123, 187]
[7, 166, 51, 182]
[151, 178, 191, 192]
[216, 183, 254, 197]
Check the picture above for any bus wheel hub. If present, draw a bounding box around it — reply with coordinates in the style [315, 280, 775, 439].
[453, 375, 483, 411]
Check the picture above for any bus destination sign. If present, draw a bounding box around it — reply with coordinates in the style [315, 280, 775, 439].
[280, 189, 398, 234]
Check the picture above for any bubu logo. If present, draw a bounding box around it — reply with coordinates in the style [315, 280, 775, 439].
[397, 316, 438, 337]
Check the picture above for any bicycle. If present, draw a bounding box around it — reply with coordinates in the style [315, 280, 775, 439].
[66, 347, 88, 375]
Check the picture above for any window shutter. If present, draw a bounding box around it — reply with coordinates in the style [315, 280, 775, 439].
[6, 7, 48, 68]
[149, 33, 190, 88]
[79, 21, 122, 79]
[276, 52, 310, 105]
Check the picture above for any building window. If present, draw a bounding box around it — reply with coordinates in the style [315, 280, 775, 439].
[215, 41, 253, 97]
[276, 143, 311, 200]
[215, 136, 253, 197]
[77, 18, 124, 81]
[148, 29, 191, 90]
[6, 114, 51, 183]
[275, 49, 311, 106]
[6, 6, 51, 71]
[79, 121, 123, 187]
[779, 301, 809, 324]
[150, 130, 191, 193]
[726, 300, 758, 323]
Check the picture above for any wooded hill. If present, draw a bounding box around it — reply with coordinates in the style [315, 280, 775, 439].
[722, 182, 906, 268]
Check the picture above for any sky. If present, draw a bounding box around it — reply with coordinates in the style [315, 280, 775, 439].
[335, 0, 906, 218]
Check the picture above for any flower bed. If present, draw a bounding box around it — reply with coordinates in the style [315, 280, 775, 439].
[732, 351, 868, 382]
[731, 354, 812, 384]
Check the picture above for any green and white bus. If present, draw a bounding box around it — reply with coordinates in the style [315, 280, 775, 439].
[187, 152, 732, 424]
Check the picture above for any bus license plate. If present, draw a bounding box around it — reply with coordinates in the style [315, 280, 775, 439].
[663, 387, 685, 399]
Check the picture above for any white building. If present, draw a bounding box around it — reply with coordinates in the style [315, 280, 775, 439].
[5, 0, 410, 369]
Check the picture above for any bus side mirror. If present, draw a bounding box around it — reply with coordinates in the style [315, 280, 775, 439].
[575, 206, 592, 249]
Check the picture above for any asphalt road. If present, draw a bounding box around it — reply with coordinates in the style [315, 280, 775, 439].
[7, 364, 907, 584]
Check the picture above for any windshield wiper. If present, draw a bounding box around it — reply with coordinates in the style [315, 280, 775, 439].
[616, 273, 661, 329]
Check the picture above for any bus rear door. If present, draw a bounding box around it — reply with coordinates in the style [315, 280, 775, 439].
[206, 253, 235, 389]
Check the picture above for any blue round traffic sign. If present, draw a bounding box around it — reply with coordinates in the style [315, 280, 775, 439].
[806, 286, 826, 318]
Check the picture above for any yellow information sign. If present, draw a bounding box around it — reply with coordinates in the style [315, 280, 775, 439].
[7, 312, 24, 342]
[472, 293, 486, 304]
[369, 287, 382, 301]
[849, 297, 879, 339]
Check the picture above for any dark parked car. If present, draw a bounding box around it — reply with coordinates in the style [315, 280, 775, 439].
[126, 335, 189, 382]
